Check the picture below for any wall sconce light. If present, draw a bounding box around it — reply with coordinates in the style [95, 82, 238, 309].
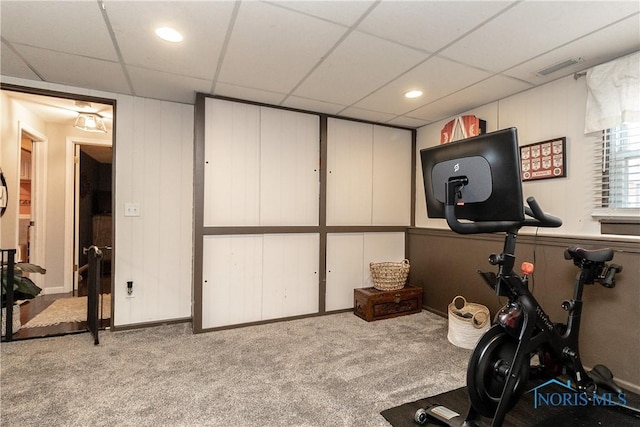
[74, 112, 107, 133]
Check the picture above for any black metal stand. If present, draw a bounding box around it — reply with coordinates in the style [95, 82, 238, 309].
[84, 245, 103, 345]
[1, 249, 17, 342]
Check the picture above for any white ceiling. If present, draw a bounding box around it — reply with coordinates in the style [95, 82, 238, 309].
[1, 1, 639, 129]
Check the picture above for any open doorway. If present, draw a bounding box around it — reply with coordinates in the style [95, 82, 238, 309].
[1, 87, 114, 340]
[74, 143, 113, 301]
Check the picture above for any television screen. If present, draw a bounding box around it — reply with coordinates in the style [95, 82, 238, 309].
[421, 127, 524, 222]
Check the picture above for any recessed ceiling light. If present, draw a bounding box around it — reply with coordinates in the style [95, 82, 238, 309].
[404, 90, 423, 99]
[155, 27, 183, 43]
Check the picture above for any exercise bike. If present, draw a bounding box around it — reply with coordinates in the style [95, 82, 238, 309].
[415, 177, 634, 426]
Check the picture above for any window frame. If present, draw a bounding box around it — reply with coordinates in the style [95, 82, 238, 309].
[591, 122, 640, 235]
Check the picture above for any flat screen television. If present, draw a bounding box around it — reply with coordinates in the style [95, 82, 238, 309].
[420, 127, 524, 222]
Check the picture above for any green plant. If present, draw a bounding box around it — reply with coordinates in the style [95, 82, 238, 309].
[1, 263, 45, 308]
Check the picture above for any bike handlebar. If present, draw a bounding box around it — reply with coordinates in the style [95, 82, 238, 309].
[522, 197, 563, 228]
[444, 180, 562, 234]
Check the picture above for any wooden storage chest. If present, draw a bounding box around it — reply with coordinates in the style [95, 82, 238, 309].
[354, 285, 423, 322]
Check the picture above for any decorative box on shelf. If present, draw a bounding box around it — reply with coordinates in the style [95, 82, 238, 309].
[353, 284, 423, 322]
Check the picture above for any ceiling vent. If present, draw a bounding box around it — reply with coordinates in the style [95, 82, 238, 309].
[537, 58, 583, 76]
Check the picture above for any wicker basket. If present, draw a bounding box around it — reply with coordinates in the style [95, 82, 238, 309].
[447, 295, 490, 349]
[370, 259, 410, 291]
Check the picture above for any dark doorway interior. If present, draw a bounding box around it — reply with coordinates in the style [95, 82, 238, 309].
[77, 147, 112, 297]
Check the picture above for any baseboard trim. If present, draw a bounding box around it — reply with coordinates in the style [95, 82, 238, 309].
[110, 317, 191, 332]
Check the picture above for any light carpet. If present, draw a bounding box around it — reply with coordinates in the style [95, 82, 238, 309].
[23, 294, 111, 328]
[1, 310, 471, 426]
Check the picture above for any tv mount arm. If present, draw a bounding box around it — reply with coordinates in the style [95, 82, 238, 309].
[444, 177, 562, 235]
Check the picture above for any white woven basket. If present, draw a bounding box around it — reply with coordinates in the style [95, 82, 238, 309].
[447, 295, 490, 349]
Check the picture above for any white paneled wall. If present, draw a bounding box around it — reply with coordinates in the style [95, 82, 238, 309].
[204, 98, 319, 226]
[202, 235, 264, 328]
[200, 98, 413, 328]
[202, 233, 319, 328]
[115, 96, 193, 325]
[261, 233, 319, 319]
[372, 125, 412, 225]
[260, 107, 320, 225]
[327, 118, 412, 225]
[204, 99, 261, 226]
[325, 233, 364, 311]
[201, 99, 322, 328]
[327, 119, 373, 225]
[326, 232, 405, 311]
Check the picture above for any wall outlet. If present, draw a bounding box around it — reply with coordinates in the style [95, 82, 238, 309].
[124, 203, 140, 217]
[125, 280, 135, 298]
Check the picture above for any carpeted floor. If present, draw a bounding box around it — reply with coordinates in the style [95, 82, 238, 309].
[23, 294, 111, 328]
[0, 310, 470, 426]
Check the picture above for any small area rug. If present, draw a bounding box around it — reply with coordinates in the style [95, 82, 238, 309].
[23, 294, 111, 328]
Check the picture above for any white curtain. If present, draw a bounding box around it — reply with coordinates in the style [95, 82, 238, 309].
[584, 51, 640, 133]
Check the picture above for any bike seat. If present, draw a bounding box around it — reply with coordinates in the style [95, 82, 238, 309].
[564, 246, 613, 263]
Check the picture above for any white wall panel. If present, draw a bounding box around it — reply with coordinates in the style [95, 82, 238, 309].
[326, 233, 364, 311]
[499, 76, 599, 236]
[326, 232, 406, 309]
[372, 126, 412, 225]
[261, 233, 319, 319]
[204, 98, 260, 226]
[260, 107, 319, 225]
[202, 235, 264, 328]
[138, 98, 163, 320]
[327, 118, 373, 225]
[115, 96, 194, 326]
[155, 102, 194, 318]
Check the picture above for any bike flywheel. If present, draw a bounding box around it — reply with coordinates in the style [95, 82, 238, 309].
[466, 325, 530, 417]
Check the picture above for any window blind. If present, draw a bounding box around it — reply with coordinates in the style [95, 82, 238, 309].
[595, 123, 640, 209]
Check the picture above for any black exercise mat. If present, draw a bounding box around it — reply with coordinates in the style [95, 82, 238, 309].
[381, 382, 640, 427]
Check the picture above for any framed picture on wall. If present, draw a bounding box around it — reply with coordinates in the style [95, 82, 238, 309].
[440, 115, 486, 144]
[520, 137, 566, 181]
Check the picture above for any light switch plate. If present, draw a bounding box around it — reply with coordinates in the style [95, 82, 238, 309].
[124, 203, 140, 217]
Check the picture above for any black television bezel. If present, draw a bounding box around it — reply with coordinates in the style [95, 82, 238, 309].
[420, 127, 524, 222]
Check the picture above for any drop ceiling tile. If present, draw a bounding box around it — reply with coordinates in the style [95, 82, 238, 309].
[219, 1, 346, 94]
[353, 56, 493, 116]
[294, 31, 427, 106]
[281, 96, 346, 116]
[357, 1, 515, 52]
[0, 41, 42, 81]
[105, 1, 234, 80]
[337, 106, 397, 124]
[408, 75, 532, 122]
[386, 115, 431, 129]
[14, 44, 131, 95]
[0, 1, 118, 61]
[214, 82, 288, 106]
[127, 66, 212, 104]
[267, 1, 376, 26]
[441, 1, 640, 72]
[505, 14, 640, 84]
